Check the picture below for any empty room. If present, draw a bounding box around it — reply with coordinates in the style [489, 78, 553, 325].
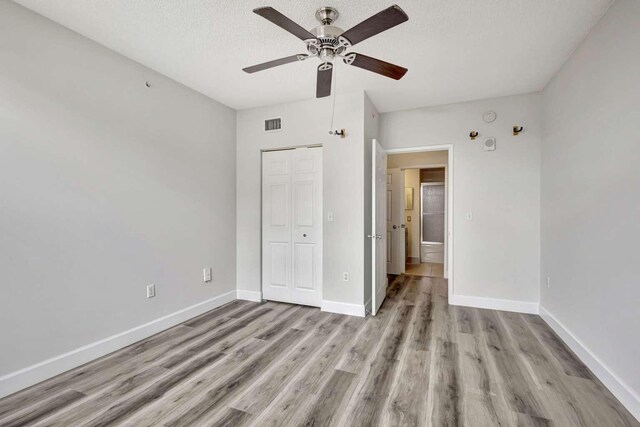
[1, 0, 638, 426]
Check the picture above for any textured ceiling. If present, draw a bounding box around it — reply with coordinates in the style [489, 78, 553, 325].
[13, 0, 612, 112]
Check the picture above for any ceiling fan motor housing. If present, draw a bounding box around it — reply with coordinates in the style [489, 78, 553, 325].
[306, 7, 345, 62]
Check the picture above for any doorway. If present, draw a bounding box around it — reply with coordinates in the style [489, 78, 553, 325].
[261, 146, 323, 307]
[386, 152, 449, 280]
[406, 167, 446, 278]
[370, 143, 453, 315]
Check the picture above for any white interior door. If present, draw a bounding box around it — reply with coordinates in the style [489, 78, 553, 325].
[291, 147, 322, 306]
[262, 147, 322, 307]
[371, 139, 387, 315]
[387, 168, 405, 275]
[262, 150, 292, 303]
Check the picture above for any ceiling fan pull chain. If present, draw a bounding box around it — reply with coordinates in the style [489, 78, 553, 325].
[329, 64, 337, 134]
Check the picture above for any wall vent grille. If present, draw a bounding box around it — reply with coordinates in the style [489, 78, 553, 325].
[264, 117, 282, 132]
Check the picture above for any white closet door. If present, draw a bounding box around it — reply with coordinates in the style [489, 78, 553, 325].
[291, 147, 322, 306]
[262, 147, 322, 307]
[262, 150, 292, 303]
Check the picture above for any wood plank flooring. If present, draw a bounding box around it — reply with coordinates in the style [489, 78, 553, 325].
[0, 276, 637, 426]
[405, 262, 444, 278]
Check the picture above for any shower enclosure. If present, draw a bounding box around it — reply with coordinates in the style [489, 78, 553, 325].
[420, 181, 445, 263]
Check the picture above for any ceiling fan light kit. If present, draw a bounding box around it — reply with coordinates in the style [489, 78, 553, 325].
[243, 5, 409, 98]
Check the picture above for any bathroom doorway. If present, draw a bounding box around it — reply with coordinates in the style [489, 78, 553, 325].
[386, 151, 449, 279]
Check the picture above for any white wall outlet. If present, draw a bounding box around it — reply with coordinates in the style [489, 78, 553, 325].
[328, 211, 334, 222]
[203, 267, 212, 282]
[146, 284, 156, 298]
[547, 277, 551, 289]
[343, 272, 349, 282]
[466, 211, 473, 221]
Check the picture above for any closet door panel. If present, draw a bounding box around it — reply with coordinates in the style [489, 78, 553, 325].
[262, 150, 292, 302]
[291, 147, 322, 306]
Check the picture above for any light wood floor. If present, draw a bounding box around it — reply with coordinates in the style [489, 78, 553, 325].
[0, 276, 637, 426]
[405, 262, 444, 277]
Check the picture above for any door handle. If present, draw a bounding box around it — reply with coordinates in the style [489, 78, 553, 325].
[367, 234, 383, 239]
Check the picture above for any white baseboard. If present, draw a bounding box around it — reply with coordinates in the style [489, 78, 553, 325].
[236, 289, 262, 302]
[539, 306, 640, 422]
[321, 299, 366, 317]
[449, 294, 539, 314]
[0, 290, 236, 399]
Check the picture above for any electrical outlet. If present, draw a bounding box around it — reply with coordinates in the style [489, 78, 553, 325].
[343, 272, 349, 282]
[547, 277, 550, 289]
[203, 267, 212, 282]
[146, 284, 156, 298]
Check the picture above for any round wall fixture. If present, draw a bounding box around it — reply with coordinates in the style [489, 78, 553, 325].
[483, 111, 497, 123]
[483, 137, 496, 151]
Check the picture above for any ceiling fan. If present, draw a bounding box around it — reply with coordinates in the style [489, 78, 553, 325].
[243, 5, 409, 98]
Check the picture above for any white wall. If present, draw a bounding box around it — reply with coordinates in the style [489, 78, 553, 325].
[541, 0, 640, 416]
[387, 151, 449, 169]
[381, 93, 541, 306]
[236, 91, 367, 309]
[0, 0, 236, 383]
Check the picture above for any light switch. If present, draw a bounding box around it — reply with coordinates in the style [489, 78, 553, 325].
[203, 267, 212, 282]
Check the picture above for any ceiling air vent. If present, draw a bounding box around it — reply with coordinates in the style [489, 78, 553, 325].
[264, 117, 282, 132]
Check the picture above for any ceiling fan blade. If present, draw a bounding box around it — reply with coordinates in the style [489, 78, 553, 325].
[253, 7, 317, 41]
[339, 5, 408, 47]
[316, 64, 333, 98]
[243, 54, 308, 73]
[344, 53, 407, 80]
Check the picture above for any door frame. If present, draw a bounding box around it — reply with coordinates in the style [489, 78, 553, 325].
[260, 144, 323, 305]
[385, 144, 454, 302]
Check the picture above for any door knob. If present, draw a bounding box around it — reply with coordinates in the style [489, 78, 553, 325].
[303, 233, 307, 237]
[393, 225, 397, 229]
